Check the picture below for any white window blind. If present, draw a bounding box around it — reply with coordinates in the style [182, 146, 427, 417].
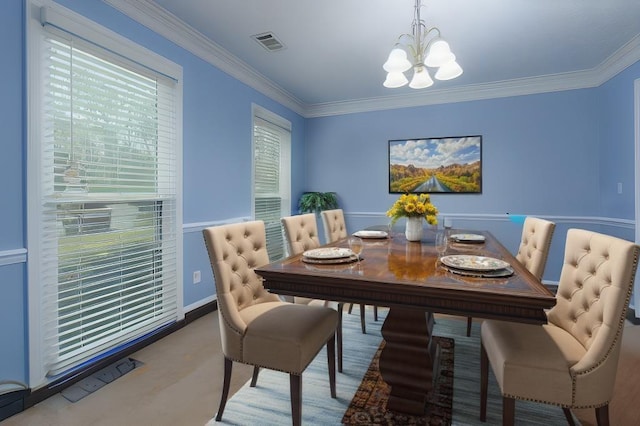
[31, 15, 181, 378]
[253, 114, 291, 261]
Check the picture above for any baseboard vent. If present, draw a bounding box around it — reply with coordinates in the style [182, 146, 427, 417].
[0, 387, 29, 422]
[61, 357, 142, 403]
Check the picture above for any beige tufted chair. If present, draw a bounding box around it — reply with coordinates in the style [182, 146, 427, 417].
[203, 221, 339, 426]
[515, 217, 557, 279]
[281, 213, 344, 372]
[466, 217, 556, 336]
[321, 209, 348, 244]
[320, 208, 378, 333]
[480, 229, 640, 426]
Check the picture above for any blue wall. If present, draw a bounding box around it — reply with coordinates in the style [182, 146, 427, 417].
[1, 0, 308, 386]
[1, 0, 27, 385]
[306, 90, 601, 217]
[1, 0, 638, 387]
[597, 61, 640, 219]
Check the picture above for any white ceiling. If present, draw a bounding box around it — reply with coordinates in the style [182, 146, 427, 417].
[109, 0, 640, 116]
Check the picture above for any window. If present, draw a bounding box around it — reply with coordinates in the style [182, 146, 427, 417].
[252, 106, 291, 261]
[27, 2, 182, 385]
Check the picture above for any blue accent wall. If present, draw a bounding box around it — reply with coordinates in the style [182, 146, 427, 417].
[305, 90, 602, 217]
[0, 0, 638, 387]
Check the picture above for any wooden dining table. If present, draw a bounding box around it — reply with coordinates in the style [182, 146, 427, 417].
[255, 229, 556, 416]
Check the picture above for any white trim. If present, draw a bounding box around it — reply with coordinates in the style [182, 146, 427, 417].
[345, 211, 635, 228]
[252, 104, 292, 132]
[305, 71, 602, 118]
[2, 214, 631, 266]
[0, 249, 27, 266]
[38, 0, 181, 81]
[104, 0, 640, 118]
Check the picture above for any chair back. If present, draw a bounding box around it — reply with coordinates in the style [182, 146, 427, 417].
[515, 217, 556, 280]
[281, 213, 321, 256]
[203, 221, 281, 359]
[321, 209, 348, 243]
[547, 229, 639, 402]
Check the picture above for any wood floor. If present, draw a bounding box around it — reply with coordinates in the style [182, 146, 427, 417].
[4, 311, 639, 426]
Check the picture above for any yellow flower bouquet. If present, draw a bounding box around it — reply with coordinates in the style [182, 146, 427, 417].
[386, 193, 439, 226]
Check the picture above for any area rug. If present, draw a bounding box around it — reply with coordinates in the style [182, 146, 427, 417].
[342, 338, 453, 425]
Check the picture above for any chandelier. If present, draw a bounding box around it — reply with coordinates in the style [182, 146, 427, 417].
[383, 0, 463, 89]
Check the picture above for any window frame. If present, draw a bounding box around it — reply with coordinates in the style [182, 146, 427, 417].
[26, 0, 183, 387]
[251, 104, 291, 261]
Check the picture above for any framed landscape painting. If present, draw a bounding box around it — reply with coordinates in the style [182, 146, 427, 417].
[389, 136, 482, 194]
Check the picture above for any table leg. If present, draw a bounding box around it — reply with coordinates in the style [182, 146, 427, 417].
[379, 307, 440, 415]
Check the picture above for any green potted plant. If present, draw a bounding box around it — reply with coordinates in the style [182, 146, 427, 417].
[298, 191, 338, 214]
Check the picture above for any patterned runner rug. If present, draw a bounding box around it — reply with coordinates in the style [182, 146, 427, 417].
[342, 338, 453, 425]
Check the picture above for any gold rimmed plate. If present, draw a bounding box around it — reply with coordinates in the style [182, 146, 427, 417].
[440, 254, 510, 271]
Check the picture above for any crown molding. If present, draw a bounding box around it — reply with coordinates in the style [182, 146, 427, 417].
[104, 0, 640, 118]
[593, 34, 640, 85]
[305, 70, 601, 117]
[306, 34, 640, 118]
[103, 0, 306, 116]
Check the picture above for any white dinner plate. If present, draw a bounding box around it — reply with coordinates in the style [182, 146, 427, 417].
[302, 247, 354, 260]
[440, 255, 510, 271]
[353, 230, 388, 239]
[449, 233, 486, 243]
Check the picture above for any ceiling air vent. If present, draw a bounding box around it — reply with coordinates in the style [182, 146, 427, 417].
[252, 32, 286, 52]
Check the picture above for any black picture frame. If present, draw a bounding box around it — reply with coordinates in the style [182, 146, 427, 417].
[388, 135, 482, 194]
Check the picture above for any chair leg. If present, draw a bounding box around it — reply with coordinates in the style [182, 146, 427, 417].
[215, 357, 233, 421]
[327, 333, 337, 398]
[359, 304, 366, 334]
[337, 303, 344, 373]
[480, 341, 488, 422]
[502, 396, 515, 426]
[374, 305, 378, 321]
[595, 405, 609, 426]
[347, 303, 354, 314]
[562, 407, 576, 426]
[250, 365, 260, 387]
[466, 316, 473, 336]
[289, 374, 302, 426]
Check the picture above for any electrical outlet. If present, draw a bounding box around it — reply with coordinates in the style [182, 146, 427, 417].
[617, 182, 623, 194]
[193, 270, 201, 284]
